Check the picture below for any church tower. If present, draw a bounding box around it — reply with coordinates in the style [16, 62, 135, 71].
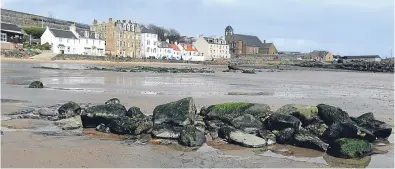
[225, 25, 233, 43]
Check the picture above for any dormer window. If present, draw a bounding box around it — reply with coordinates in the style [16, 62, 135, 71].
[95, 33, 99, 39]
[84, 31, 89, 38]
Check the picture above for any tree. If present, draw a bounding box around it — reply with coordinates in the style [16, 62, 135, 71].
[166, 29, 180, 43]
[22, 27, 45, 39]
[147, 24, 167, 41]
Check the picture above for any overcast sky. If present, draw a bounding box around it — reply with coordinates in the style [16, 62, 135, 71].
[2, 0, 394, 57]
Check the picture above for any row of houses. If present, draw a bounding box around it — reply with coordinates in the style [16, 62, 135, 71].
[0, 12, 384, 61]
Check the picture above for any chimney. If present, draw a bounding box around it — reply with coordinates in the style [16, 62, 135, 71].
[175, 41, 178, 45]
[109, 18, 112, 22]
[263, 40, 266, 44]
[69, 23, 76, 32]
[93, 19, 98, 24]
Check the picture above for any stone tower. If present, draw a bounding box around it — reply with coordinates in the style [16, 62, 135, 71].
[225, 25, 233, 43]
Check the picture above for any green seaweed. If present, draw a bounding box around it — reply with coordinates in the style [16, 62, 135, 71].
[328, 138, 372, 158]
[208, 102, 251, 113]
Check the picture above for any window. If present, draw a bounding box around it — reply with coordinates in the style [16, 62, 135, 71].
[153, 41, 156, 46]
[59, 38, 62, 42]
[119, 33, 122, 38]
[86, 39, 88, 44]
[147, 34, 150, 38]
[67, 47, 70, 52]
[147, 47, 150, 52]
[147, 40, 150, 45]
[67, 39, 69, 43]
[99, 41, 101, 45]
[128, 43, 130, 47]
[1, 33, 6, 41]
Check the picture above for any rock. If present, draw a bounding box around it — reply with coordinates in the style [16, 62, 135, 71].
[351, 112, 392, 139]
[292, 128, 329, 152]
[28, 81, 44, 88]
[305, 122, 328, 138]
[327, 138, 372, 159]
[231, 114, 263, 133]
[199, 107, 209, 116]
[258, 130, 276, 145]
[179, 125, 206, 147]
[218, 126, 236, 140]
[105, 98, 121, 105]
[81, 103, 127, 128]
[317, 104, 352, 125]
[194, 120, 206, 133]
[242, 69, 256, 74]
[323, 122, 376, 142]
[133, 115, 153, 135]
[229, 131, 267, 148]
[275, 128, 295, 144]
[205, 102, 271, 124]
[58, 101, 81, 120]
[108, 115, 152, 135]
[204, 119, 226, 139]
[38, 108, 58, 116]
[266, 114, 301, 131]
[276, 104, 320, 126]
[152, 97, 196, 139]
[126, 106, 146, 119]
[54, 116, 83, 130]
[96, 123, 110, 133]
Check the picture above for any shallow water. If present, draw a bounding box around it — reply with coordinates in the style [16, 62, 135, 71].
[1, 60, 394, 168]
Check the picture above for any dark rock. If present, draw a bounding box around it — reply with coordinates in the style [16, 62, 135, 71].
[351, 112, 392, 139]
[231, 114, 263, 133]
[242, 69, 256, 74]
[205, 102, 271, 124]
[323, 122, 376, 142]
[204, 119, 226, 139]
[218, 126, 236, 140]
[317, 104, 353, 125]
[199, 106, 209, 116]
[108, 115, 152, 135]
[134, 115, 153, 135]
[81, 103, 127, 128]
[274, 128, 295, 144]
[266, 113, 301, 131]
[258, 130, 276, 145]
[126, 106, 146, 119]
[228, 65, 243, 70]
[28, 81, 44, 88]
[292, 128, 329, 152]
[152, 97, 196, 139]
[327, 138, 372, 158]
[96, 123, 110, 133]
[276, 104, 320, 126]
[179, 125, 206, 147]
[305, 122, 328, 138]
[105, 98, 120, 105]
[58, 101, 81, 120]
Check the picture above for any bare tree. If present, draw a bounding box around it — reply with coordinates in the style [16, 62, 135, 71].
[166, 29, 180, 43]
[147, 24, 167, 41]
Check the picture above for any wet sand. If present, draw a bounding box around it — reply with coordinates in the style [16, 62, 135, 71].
[1, 60, 394, 168]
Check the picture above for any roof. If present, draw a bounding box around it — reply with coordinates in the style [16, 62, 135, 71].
[140, 25, 153, 34]
[49, 28, 78, 39]
[169, 44, 180, 51]
[261, 43, 273, 49]
[311, 50, 330, 58]
[1, 22, 22, 33]
[203, 37, 227, 45]
[179, 43, 198, 51]
[158, 41, 170, 48]
[233, 34, 262, 47]
[76, 29, 104, 40]
[343, 55, 381, 59]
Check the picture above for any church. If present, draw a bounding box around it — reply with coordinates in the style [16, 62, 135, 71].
[225, 26, 263, 57]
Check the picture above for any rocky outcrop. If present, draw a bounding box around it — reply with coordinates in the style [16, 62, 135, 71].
[152, 97, 197, 139]
[327, 138, 372, 158]
[58, 101, 81, 119]
[54, 115, 82, 130]
[179, 125, 206, 147]
[81, 103, 127, 128]
[28, 81, 44, 88]
[350, 112, 392, 139]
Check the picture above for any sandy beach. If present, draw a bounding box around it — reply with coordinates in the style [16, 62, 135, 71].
[1, 59, 394, 168]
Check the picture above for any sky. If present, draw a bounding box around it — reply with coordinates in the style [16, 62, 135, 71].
[2, 0, 394, 57]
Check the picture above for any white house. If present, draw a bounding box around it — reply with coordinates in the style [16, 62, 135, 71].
[140, 26, 158, 58]
[157, 41, 173, 59]
[168, 42, 182, 60]
[193, 35, 230, 60]
[40, 24, 105, 56]
[177, 42, 204, 61]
